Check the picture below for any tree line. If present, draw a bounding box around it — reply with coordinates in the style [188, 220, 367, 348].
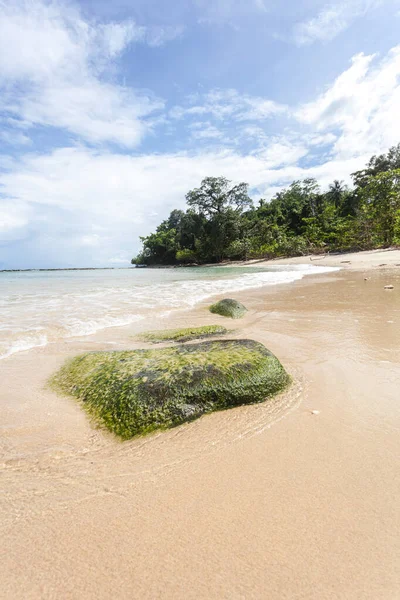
[132, 144, 400, 265]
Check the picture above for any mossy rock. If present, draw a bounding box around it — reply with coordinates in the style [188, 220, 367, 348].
[209, 298, 247, 319]
[140, 325, 228, 343]
[50, 340, 290, 439]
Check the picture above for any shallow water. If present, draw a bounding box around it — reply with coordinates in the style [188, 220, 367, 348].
[0, 264, 338, 359]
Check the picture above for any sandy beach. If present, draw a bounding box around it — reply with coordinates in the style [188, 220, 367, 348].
[1, 249, 400, 599]
[242, 246, 400, 271]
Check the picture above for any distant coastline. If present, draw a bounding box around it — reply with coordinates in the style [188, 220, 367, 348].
[3, 247, 400, 272]
[0, 267, 135, 273]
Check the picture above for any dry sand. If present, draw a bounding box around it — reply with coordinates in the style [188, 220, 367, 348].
[1, 250, 400, 599]
[253, 246, 400, 271]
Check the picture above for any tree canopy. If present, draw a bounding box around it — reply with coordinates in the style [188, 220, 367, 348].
[186, 176, 253, 215]
[132, 145, 400, 266]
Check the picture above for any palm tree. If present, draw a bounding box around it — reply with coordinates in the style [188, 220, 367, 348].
[327, 180, 345, 208]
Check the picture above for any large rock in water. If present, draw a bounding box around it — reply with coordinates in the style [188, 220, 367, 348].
[209, 298, 247, 319]
[51, 340, 290, 439]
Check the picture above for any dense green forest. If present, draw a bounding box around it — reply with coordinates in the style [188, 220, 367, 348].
[132, 144, 400, 265]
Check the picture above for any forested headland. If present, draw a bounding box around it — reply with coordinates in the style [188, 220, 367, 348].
[132, 144, 400, 266]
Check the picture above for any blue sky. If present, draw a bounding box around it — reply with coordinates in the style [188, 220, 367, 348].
[1, 0, 400, 268]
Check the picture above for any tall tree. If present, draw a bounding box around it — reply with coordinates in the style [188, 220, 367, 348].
[326, 180, 346, 208]
[186, 177, 253, 216]
[352, 143, 400, 187]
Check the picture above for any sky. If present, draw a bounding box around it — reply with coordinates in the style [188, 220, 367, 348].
[1, 0, 400, 268]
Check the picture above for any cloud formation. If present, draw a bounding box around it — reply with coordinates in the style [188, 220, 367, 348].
[1, 0, 400, 268]
[293, 0, 381, 45]
[171, 89, 287, 122]
[0, 1, 176, 147]
[296, 47, 400, 158]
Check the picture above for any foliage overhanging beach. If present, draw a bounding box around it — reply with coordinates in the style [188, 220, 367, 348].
[133, 144, 400, 266]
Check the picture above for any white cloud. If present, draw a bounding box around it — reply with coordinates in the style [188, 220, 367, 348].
[0, 130, 31, 146]
[0, 1, 83, 81]
[0, 1, 176, 147]
[98, 22, 146, 58]
[80, 234, 102, 247]
[0, 199, 32, 243]
[254, 0, 269, 11]
[145, 25, 185, 47]
[18, 80, 162, 147]
[306, 133, 338, 146]
[256, 140, 309, 168]
[0, 208, 28, 233]
[190, 124, 224, 140]
[293, 0, 381, 45]
[295, 46, 400, 158]
[171, 89, 287, 122]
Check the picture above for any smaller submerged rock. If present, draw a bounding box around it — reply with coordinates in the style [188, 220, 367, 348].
[209, 298, 247, 319]
[140, 325, 228, 343]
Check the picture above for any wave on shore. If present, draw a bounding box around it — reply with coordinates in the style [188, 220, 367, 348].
[0, 264, 339, 359]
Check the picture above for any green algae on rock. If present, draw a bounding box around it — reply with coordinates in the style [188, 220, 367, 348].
[209, 298, 247, 319]
[50, 340, 290, 439]
[140, 324, 228, 343]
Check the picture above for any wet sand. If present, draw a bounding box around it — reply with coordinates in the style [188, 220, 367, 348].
[1, 258, 400, 599]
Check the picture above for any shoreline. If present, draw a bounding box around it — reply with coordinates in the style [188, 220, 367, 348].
[2, 246, 399, 275]
[2, 247, 399, 363]
[1, 257, 399, 598]
[253, 247, 400, 271]
[135, 247, 400, 270]
[0, 261, 339, 363]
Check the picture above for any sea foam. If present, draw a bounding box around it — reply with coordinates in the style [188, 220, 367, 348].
[0, 264, 339, 359]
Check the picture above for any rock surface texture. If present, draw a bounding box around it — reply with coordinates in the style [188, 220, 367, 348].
[209, 298, 248, 319]
[51, 339, 290, 439]
[140, 325, 228, 343]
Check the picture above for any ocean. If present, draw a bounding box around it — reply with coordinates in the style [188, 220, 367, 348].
[0, 263, 339, 359]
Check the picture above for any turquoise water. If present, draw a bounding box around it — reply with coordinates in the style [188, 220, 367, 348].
[0, 264, 338, 359]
